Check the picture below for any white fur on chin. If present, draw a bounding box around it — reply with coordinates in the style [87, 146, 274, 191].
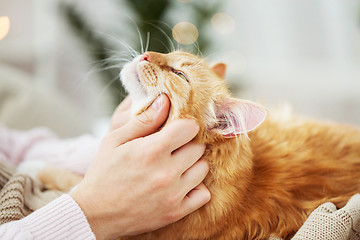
[120, 56, 154, 115]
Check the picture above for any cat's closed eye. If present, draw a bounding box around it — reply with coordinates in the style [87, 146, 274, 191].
[168, 67, 189, 82]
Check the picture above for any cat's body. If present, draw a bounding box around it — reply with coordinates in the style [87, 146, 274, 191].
[119, 51, 360, 240]
[39, 51, 360, 239]
[122, 111, 360, 240]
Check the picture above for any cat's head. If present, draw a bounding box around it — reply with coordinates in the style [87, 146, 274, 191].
[120, 51, 266, 142]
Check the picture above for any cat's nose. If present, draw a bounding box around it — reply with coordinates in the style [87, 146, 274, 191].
[140, 53, 151, 62]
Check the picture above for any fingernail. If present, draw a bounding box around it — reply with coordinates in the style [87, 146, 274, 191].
[151, 94, 164, 112]
[137, 95, 165, 123]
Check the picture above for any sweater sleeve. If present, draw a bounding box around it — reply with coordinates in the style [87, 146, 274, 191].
[0, 194, 95, 240]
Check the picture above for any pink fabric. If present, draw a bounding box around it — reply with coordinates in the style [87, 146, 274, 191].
[0, 194, 95, 239]
[0, 124, 99, 239]
[0, 124, 100, 175]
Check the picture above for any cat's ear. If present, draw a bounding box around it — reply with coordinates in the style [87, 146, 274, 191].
[209, 98, 267, 138]
[212, 63, 227, 79]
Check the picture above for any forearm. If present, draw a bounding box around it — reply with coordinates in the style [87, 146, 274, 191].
[0, 194, 95, 240]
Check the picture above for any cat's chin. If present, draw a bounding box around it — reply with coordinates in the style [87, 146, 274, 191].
[131, 95, 157, 116]
[121, 55, 168, 117]
[120, 58, 151, 113]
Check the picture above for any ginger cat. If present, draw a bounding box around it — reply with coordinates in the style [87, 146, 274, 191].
[118, 51, 360, 239]
[39, 51, 360, 239]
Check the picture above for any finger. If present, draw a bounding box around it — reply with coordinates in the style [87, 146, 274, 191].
[153, 119, 200, 153]
[172, 142, 206, 174]
[117, 96, 132, 112]
[179, 159, 209, 196]
[178, 183, 211, 220]
[109, 94, 170, 146]
[109, 96, 133, 131]
[113, 108, 132, 130]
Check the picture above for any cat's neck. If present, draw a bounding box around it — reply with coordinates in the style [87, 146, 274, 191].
[201, 131, 254, 191]
[198, 132, 254, 220]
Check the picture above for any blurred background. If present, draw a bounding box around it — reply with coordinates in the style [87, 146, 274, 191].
[0, 0, 359, 138]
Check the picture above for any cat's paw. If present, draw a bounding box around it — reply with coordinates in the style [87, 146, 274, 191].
[16, 160, 48, 183]
[17, 160, 82, 192]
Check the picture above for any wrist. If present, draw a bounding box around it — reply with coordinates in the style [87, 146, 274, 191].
[18, 194, 95, 239]
[70, 185, 108, 239]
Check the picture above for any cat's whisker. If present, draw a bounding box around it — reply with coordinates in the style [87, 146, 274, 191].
[145, 32, 150, 53]
[105, 49, 136, 61]
[95, 57, 126, 66]
[96, 31, 139, 58]
[191, 40, 203, 58]
[102, 56, 132, 65]
[73, 53, 128, 99]
[124, 15, 147, 55]
[97, 65, 122, 72]
[135, 25, 145, 54]
[189, 53, 216, 69]
[145, 22, 176, 53]
[158, 22, 176, 53]
[152, 38, 172, 54]
[96, 74, 125, 100]
[175, 41, 181, 52]
[92, 57, 127, 73]
[189, 58, 207, 69]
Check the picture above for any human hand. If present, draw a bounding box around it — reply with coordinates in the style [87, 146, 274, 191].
[71, 94, 211, 240]
[109, 96, 132, 131]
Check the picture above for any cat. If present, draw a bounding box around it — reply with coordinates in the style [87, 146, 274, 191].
[118, 51, 360, 240]
[40, 50, 360, 239]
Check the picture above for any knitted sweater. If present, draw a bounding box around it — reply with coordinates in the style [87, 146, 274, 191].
[0, 125, 97, 239]
[0, 164, 94, 239]
[0, 194, 94, 239]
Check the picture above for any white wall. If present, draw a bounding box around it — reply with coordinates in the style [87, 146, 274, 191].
[0, 0, 124, 135]
[1, 0, 360, 134]
[215, 0, 360, 125]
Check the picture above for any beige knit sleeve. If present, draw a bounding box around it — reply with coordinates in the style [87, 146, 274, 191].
[292, 194, 360, 240]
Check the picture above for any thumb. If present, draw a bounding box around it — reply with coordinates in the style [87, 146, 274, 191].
[110, 94, 170, 146]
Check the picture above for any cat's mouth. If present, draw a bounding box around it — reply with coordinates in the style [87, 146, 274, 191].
[120, 57, 153, 114]
[134, 60, 167, 114]
[135, 61, 149, 94]
[134, 68, 142, 85]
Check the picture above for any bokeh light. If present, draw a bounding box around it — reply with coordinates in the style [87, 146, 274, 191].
[0, 16, 10, 40]
[172, 22, 199, 45]
[211, 13, 236, 35]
